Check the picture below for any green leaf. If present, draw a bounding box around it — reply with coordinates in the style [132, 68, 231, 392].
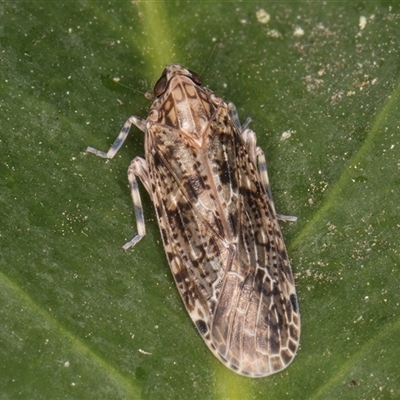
[1, 1, 399, 399]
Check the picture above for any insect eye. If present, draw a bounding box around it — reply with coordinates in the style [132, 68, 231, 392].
[153, 71, 168, 97]
[188, 69, 202, 86]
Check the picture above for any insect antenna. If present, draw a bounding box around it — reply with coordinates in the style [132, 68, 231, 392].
[111, 78, 148, 96]
[199, 43, 217, 76]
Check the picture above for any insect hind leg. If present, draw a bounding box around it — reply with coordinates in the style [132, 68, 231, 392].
[230, 104, 297, 223]
[255, 146, 297, 222]
[123, 157, 151, 250]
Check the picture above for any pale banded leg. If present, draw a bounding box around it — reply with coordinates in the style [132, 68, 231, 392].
[256, 146, 297, 222]
[86, 116, 146, 159]
[240, 124, 297, 222]
[86, 115, 150, 249]
[241, 127, 258, 167]
[228, 102, 257, 166]
[123, 157, 152, 250]
[228, 102, 252, 132]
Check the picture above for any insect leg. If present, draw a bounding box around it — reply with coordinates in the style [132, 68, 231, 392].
[241, 126, 296, 221]
[255, 145, 297, 222]
[241, 127, 258, 166]
[86, 116, 146, 159]
[227, 102, 252, 132]
[122, 156, 151, 250]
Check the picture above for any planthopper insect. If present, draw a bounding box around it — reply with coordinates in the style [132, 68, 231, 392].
[86, 64, 300, 377]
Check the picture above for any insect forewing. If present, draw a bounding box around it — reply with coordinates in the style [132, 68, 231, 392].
[87, 64, 300, 377]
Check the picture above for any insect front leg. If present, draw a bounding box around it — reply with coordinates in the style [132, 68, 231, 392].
[86, 116, 146, 159]
[123, 157, 152, 250]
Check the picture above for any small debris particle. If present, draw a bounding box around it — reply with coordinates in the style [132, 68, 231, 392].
[256, 9, 270, 24]
[359, 16, 367, 30]
[293, 26, 304, 37]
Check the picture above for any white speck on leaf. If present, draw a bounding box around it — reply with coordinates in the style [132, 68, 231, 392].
[293, 26, 304, 37]
[256, 9, 270, 24]
[359, 16, 367, 30]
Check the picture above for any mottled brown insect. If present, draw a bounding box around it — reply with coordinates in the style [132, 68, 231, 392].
[87, 64, 300, 377]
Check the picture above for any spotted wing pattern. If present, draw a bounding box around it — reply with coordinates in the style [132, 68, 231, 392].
[87, 64, 300, 377]
[144, 67, 300, 376]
